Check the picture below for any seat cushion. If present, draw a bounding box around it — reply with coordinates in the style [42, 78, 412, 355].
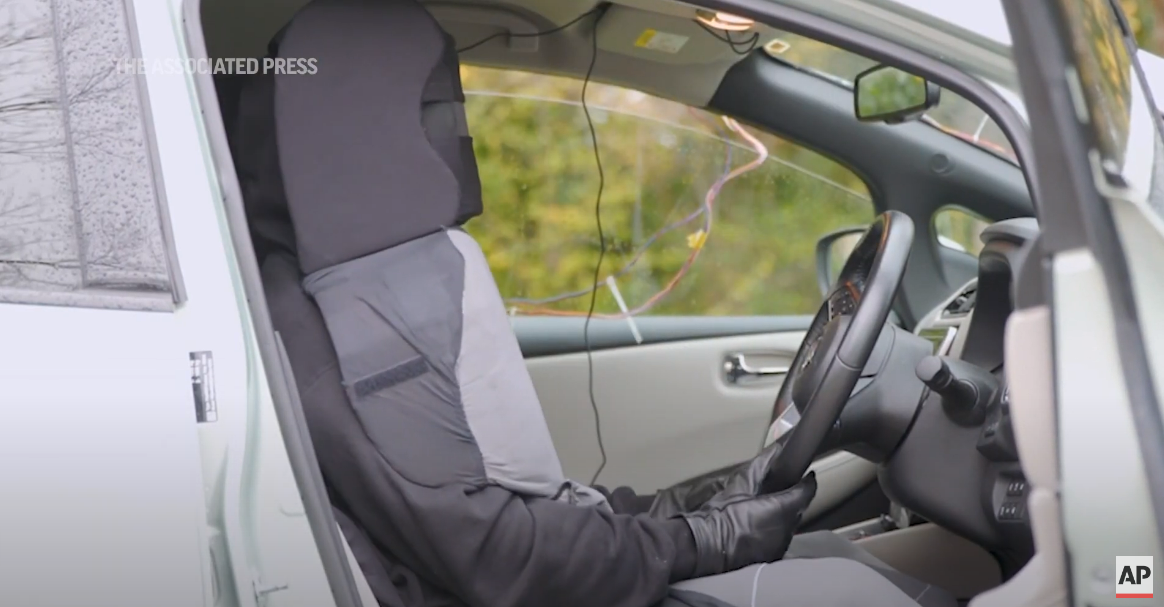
[672, 558, 941, 607]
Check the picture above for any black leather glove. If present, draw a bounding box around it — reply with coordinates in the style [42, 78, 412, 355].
[681, 472, 817, 577]
[649, 438, 787, 519]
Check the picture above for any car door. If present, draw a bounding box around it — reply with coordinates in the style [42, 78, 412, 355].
[0, 1, 211, 604]
[0, 2, 342, 605]
[1003, 0, 1164, 602]
[461, 66, 877, 494]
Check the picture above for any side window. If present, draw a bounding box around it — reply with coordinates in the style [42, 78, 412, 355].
[462, 67, 872, 317]
[934, 207, 991, 257]
[0, 0, 177, 308]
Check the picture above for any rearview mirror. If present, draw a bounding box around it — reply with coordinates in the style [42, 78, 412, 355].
[854, 65, 941, 124]
[816, 226, 867, 296]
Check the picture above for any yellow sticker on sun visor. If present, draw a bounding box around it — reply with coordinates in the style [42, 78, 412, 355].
[634, 29, 690, 54]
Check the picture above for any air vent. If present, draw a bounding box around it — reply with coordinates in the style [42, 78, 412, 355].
[944, 286, 977, 316]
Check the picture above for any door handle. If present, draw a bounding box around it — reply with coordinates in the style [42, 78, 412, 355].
[723, 353, 790, 384]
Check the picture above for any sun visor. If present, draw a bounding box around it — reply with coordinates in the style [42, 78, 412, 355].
[272, 0, 482, 275]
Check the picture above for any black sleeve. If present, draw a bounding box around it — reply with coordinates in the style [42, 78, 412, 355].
[334, 463, 698, 607]
[596, 485, 660, 516]
[265, 254, 697, 607]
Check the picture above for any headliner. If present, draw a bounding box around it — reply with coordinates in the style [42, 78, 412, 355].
[199, 0, 786, 106]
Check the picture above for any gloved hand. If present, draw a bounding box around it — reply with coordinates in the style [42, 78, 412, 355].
[681, 472, 817, 577]
[649, 438, 787, 519]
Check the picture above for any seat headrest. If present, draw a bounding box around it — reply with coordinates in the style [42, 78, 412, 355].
[241, 0, 483, 274]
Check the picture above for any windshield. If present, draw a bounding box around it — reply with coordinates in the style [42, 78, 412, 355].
[763, 31, 1018, 162]
[1058, 0, 1164, 219]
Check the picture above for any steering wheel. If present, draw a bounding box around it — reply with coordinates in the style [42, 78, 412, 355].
[760, 211, 914, 494]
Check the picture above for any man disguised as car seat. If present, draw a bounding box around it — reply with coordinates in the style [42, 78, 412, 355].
[231, 0, 957, 605]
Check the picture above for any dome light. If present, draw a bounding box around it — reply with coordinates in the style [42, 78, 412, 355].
[695, 10, 755, 32]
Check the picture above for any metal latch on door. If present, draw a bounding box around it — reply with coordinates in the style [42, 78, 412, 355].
[723, 353, 790, 384]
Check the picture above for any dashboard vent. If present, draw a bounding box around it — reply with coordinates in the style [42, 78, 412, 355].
[944, 286, 977, 316]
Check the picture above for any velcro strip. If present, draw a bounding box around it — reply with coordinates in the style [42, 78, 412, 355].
[350, 356, 430, 399]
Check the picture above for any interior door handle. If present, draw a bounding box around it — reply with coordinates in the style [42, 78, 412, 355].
[723, 353, 790, 384]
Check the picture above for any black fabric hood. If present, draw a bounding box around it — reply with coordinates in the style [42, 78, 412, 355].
[234, 0, 483, 273]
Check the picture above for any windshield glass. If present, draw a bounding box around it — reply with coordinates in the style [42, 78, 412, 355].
[1061, 0, 1136, 168]
[763, 31, 1018, 162]
[1059, 0, 1164, 219]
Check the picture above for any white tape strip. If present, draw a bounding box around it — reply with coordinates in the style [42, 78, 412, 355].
[605, 275, 642, 344]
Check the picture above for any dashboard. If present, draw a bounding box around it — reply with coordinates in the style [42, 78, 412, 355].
[916, 279, 976, 357]
[913, 217, 1039, 365]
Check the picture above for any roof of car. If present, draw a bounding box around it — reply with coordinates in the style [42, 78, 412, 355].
[191, 0, 1164, 117]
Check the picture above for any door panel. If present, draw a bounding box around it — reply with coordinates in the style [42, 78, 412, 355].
[528, 330, 803, 492]
[522, 315, 881, 523]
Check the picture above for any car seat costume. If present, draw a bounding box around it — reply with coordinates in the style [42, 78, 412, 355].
[230, 0, 957, 605]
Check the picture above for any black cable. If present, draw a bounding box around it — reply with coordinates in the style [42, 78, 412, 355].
[693, 20, 760, 55]
[457, 7, 603, 53]
[580, 8, 608, 487]
[456, 3, 611, 485]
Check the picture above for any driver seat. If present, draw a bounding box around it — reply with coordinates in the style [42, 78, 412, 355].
[230, 1, 957, 606]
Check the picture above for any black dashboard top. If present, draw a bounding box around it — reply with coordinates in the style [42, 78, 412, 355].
[980, 217, 1039, 247]
[957, 218, 1039, 370]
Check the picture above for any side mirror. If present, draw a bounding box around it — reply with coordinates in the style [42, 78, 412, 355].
[816, 226, 867, 296]
[854, 65, 941, 124]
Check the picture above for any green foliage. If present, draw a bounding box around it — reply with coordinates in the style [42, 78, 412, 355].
[462, 67, 873, 317]
[1065, 0, 1135, 167]
[1120, 0, 1161, 51]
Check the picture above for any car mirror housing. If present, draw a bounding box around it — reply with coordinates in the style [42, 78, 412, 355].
[854, 64, 941, 124]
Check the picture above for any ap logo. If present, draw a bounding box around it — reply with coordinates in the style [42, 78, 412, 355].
[1117, 556, 1153, 599]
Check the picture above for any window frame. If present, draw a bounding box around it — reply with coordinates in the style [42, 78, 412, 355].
[0, 0, 184, 312]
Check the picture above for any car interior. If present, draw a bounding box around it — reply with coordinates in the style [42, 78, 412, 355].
[193, 0, 1053, 604]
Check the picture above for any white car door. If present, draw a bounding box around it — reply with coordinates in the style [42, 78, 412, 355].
[0, 2, 210, 604]
[0, 2, 333, 606]
[1003, 0, 1164, 604]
